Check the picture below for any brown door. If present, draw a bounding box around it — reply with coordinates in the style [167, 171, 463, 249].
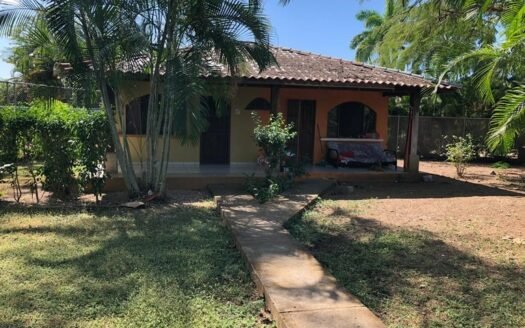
[287, 100, 316, 163]
[200, 101, 230, 164]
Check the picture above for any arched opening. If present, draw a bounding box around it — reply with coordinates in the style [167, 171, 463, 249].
[245, 97, 271, 111]
[126, 94, 149, 135]
[327, 102, 377, 138]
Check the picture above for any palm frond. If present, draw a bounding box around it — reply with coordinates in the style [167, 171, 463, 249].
[435, 47, 499, 97]
[0, 0, 42, 36]
[487, 84, 525, 154]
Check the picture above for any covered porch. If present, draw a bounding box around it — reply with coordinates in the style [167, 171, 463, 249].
[106, 162, 411, 191]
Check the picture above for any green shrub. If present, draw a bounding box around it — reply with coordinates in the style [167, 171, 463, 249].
[444, 134, 476, 177]
[0, 101, 111, 201]
[245, 174, 292, 204]
[491, 161, 511, 169]
[74, 110, 111, 202]
[252, 112, 296, 177]
[248, 113, 302, 203]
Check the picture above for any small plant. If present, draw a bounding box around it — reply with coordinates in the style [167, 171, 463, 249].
[491, 161, 511, 169]
[81, 164, 109, 204]
[248, 113, 298, 203]
[444, 134, 476, 177]
[27, 165, 43, 203]
[245, 174, 293, 203]
[252, 112, 296, 177]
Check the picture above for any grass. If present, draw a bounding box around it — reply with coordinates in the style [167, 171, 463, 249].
[285, 199, 525, 328]
[0, 201, 270, 328]
[491, 161, 511, 169]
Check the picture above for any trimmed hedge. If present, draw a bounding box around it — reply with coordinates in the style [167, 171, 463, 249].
[0, 101, 111, 199]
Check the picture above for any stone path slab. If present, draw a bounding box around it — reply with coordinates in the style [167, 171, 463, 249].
[212, 180, 385, 328]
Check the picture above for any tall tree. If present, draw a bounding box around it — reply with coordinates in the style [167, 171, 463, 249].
[350, 9, 385, 63]
[0, 0, 277, 196]
[439, 0, 525, 153]
[352, 0, 525, 152]
[350, 0, 501, 117]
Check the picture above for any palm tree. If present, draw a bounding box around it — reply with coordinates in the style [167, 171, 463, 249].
[438, 0, 525, 153]
[0, 0, 278, 196]
[350, 10, 385, 63]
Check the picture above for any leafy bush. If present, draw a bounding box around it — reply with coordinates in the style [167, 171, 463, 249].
[444, 134, 476, 177]
[0, 101, 111, 201]
[32, 102, 78, 196]
[248, 113, 302, 203]
[74, 110, 112, 202]
[252, 112, 296, 177]
[245, 174, 294, 204]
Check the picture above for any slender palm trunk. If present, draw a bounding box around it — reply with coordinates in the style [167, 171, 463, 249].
[100, 83, 141, 195]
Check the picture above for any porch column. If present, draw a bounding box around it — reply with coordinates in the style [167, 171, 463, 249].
[404, 91, 421, 173]
[270, 85, 280, 115]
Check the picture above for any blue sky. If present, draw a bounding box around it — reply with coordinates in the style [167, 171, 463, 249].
[0, 0, 384, 79]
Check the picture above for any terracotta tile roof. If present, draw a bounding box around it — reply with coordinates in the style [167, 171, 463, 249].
[56, 46, 454, 91]
[205, 47, 454, 91]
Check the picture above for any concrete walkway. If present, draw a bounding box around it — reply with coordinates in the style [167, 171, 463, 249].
[211, 180, 385, 328]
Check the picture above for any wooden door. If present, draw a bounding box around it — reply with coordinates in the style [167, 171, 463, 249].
[200, 101, 230, 164]
[287, 100, 316, 163]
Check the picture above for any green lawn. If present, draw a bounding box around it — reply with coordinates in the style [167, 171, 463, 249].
[285, 199, 525, 328]
[0, 202, 270, 327]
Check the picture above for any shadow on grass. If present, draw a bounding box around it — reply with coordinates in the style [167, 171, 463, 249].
[285, 211, 525, 327]
[0, 205, 264, 327]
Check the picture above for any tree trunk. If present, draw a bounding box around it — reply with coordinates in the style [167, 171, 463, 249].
[100, 83, 141, 196]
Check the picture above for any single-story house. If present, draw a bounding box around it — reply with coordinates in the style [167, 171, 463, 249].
[111, 47, 453, 183]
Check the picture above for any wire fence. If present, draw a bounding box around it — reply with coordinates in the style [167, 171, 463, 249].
[0, 80, 100, 109]
[388, 115, 491, 158]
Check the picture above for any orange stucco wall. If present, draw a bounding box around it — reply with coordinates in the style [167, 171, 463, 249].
[121, 85, 389, 165]
[267, 87, 389, 164]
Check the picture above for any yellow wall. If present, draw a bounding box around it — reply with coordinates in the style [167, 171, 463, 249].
[121, 85, 389, 165]
[230, 87, 271, 163]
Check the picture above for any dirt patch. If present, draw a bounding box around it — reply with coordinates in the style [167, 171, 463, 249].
[419, 160, 525, 192]
[328, 161, 525, 263]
